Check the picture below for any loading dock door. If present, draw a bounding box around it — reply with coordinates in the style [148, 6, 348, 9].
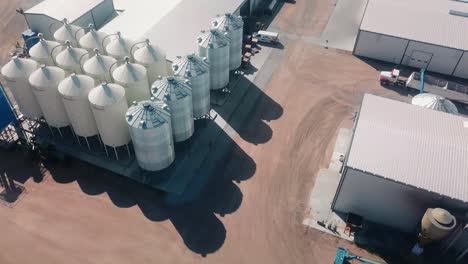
[408, 50, 432, 69]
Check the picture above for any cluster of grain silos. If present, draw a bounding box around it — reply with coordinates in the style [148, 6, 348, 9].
[0, 13, 243, 172]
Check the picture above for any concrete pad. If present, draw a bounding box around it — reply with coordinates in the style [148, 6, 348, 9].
[329, 128, 352, 172]
[319, 0, 368, 51]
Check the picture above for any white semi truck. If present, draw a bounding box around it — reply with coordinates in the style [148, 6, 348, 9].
[379, 69, 468, 104]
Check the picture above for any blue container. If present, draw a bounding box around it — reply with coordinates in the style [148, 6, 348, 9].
[22, 29, 39, 50]
[0, 82, 17, 130]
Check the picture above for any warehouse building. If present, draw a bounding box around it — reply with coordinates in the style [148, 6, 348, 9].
[332, 94, 468, 233]
[354, 0, 468, 79]
[23, 0, 115, 39]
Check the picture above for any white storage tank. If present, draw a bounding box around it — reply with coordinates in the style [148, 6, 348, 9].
[79, 24, 108, 54]
[112, 57, 150, 104]
[1, 57, 42, 118]
[212, 13, 244, 70]
[104, 32, 135, 61]
[126, 99, 175, 171]
[83, 49, 117, 83]
[172, 54, 210, 118]
[88, 82, 130, 148]
[53, 18, 83, 47]
[29, 33, 63, 66]
[412, 93, 459, 114]
[29, 65, 69, 128]
[151, 76, 194, 142]
[197, 29, 230, 90]
[133, 39, 167, 84]
[55, 41, 89, 75]
[58, 74, 98, 139]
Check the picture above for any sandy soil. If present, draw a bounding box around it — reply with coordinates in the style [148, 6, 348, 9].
[0, 0, 409, 263]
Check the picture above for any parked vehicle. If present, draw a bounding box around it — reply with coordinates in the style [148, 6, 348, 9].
[379, 69, 468, 104]
[253, 31, 279, 44]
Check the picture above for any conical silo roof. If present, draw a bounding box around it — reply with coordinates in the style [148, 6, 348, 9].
[29, 65, 66, 89]
[1, 56, 38, 79]
[83, 50, 117, 81]
[212, 13, 243, 31]
[55, 41, 88, 72]
[151, 76, 192, 102]
[412, 93, 458, 114]
[112, 57, 147, 84]
[53, 18, 82, 46]
[133, 39, 166, 66]
[58, 73, 95, 98]
[79, 24, 108, 53]
[29, 33, 62, 65]
[197, 29, 230, 49]
[105, 32, 135, 60]
[126, 99, 171, 129]
[172, 54, 209, 78]
[88, 82, 126, 108]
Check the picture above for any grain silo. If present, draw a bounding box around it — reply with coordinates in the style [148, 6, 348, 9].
[79, 24, 108, 54]
[212, 13, 243, 70]
[83, 49, 117, 83]
[172, 54, 210, 118]
[58, 73, 98, 148]
[151, 76, 194, 142]
[55, 41, 89, 75]
[29, 65, 69, 130]
[29, 33, 63, 66]
[88, 82, 130, 157]
[112, 56, 150, 104]
[1, 57, 42, 118]
[126, 99, 175, 171]
[197, 29, 230, 90]
[104, 32, 135, 61]
[133, 39, 167, 84]
[53, 18, 83, 47]
[412, 93, 459, 114]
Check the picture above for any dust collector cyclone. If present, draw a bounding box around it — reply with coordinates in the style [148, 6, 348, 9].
[419, 208, 456, 245]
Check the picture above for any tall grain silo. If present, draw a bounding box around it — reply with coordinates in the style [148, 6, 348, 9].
[197, 29, 230, 90]
[172, 54, 210, 118]
[104, 32, 135, 61]
[212, 13, 243, 70]
[1, 57, 42, 118]
[79, 24, 108, 54]
[111, 57, 150, 104]
[83, 49, 117, 83]
[29, 65, 69, 130]
[88, 82, 130, 158]
[55, 41, 89, 75]
[53, 18, 83, 47]
[58, 74, 98, 148]
[151, 76, 194, 142]
[126, 99, 175, 171]
[29, 33, 63, 66]
[133, 39, 167, 84]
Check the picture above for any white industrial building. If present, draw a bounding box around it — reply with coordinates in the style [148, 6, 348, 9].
[354, 0, 468, 78]
[333, 94, 468, 233]
[23, 0, 115, 40]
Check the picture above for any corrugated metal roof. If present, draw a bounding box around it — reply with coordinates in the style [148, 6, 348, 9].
[25, 0, 104, 22]
[99, 0, 245, 61]
[347, 94, 468, 202]
[361, 0, 468, 50]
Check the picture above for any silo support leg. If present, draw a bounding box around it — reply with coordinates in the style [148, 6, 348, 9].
[126, 144, 131, 157]
[114, 147, 119, 160]
[85, 137, 91, 150]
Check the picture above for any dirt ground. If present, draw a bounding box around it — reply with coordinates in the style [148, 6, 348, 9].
[0, 0, 410, 263]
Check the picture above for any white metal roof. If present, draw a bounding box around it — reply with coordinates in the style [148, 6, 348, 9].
[360, 0, 468, 50]
[347, 94, 468, 203]
[25, 0, 104, 22]
[99, 0, 245, 61]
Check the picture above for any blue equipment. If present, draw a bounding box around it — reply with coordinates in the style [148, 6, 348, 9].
[419, 68, 425, 94]
[22, 29, 39, 50]
[0, 82, 16, 131]
[334, 246, 385, 264]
